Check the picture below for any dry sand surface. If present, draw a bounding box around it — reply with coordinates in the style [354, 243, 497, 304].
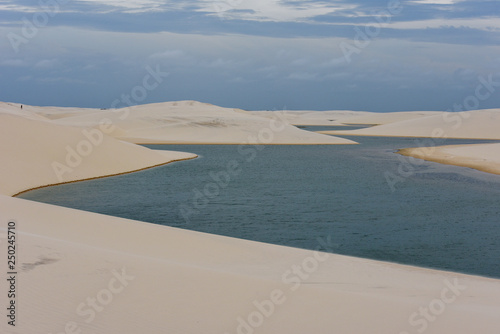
[0, 111, 197, 197]
[0, 195, 500, 333]
[246, 110, 442, 126]
[399, 143, 500, 176]
[34, 101, 357, 145]
[317, 108, 500, 178]
[338, 111, 443, 125]
[245, 110, 372, 126]
[1, 101, 500, 333]
[319, 109, 500, 140]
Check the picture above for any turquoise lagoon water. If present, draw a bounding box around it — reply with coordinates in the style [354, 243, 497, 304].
[20, 135, 500, 278]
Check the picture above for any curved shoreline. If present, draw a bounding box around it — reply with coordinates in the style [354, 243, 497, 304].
[398, 143, 500, 176]
[13, 155, 198, 197]
[318, 131, 500, 141]
[2, 103, 500, 333]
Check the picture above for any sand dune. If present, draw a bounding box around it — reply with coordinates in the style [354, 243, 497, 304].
[0, 101, 50, 121]
[245, 110, 442, 126]
[42, 101, 357, 144]
[1, 101, 500, 333]
[1, 195, 500, 334]
[338, 110, 443, 125]
[319, 108, 500, 177]
[399, 143, 500, 176]
[320, 109, 500, 139]
[245, 110, 372, 126]
[0, 112, 196, 196]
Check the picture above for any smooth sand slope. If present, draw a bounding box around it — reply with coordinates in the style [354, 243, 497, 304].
[1, 102, 500, 333]
[0, 111, 197, 196]
[319, 108, 500, 176]
[1, 194, 500, 334]
[39, 101, 357, 144]
[338, 111, 443, 125]
[320, 109, 500, 139]
[245, 110, 372, 126]
[399, 143, 500, 176]
[246, 110, 442, 126]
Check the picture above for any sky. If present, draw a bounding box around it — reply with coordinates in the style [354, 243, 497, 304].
[0, 0, 499, 112]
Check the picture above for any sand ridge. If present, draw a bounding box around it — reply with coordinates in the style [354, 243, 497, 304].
[319, 108, 500, 140]
[42, 101, 358, 145]
[399, 143, 500, 176]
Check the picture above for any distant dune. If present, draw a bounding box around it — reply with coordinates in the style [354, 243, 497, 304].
[399, 143, 500, 176]
[245, 109, 372, 126]
[0, 104, 196, 196]
[316, 108, 500, 176]
[28, 101, 357, 145]
[247, 110, 443, 126]
[319, 109, 500, 140]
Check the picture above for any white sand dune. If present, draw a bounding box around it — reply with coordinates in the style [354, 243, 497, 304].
[318, 108, 500, 177]
[399, 143, 500, 176]
[1, 195, 500, 334]
[0, 101, 50, 121]
[43, 101, 357, 144]
[245, 110, 441, 126]
[0, 112, 196, 196]
[320, 109, 500, 139]
[338, 111, 443, 125]
[1, 101, 500, 333]
[245, 110, 373, 126]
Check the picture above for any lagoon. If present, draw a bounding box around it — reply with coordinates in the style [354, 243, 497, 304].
[20, 136, 500, 278]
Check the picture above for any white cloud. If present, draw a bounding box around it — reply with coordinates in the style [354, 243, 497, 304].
[69, 0, 167, 13]
[0, 3, 39, 12]
[376, 17, 500, 31]
[199, 0, 356, 22]
[410, 0, 461, 4]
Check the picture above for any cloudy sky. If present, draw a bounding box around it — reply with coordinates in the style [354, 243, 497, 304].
[1, 0, 499, 111]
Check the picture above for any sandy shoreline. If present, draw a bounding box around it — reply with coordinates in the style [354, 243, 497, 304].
[319, 131, 500, 140]
[319, 108, 500, 140]
[11, 154, 198, 197]
[2, 194, 500, 334]
[1, 101, 500, 333]
[398, 143, 500, 176]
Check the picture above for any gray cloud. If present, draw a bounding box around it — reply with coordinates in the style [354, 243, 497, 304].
[0, 0, 499, 111]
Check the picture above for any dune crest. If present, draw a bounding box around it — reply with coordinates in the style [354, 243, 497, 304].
[320, 109, 500, 140]
[399, 143, 500, 175]
[0, 112, 196, 196]
[30, 101, 358, 145]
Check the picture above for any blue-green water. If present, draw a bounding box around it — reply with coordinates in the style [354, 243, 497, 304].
[20, 136, 500, 278]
